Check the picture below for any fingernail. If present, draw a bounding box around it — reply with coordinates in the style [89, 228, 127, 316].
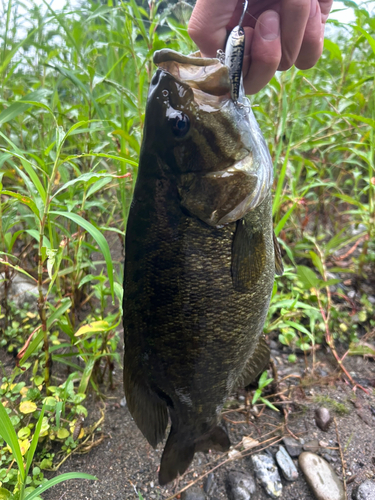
[309, 0, 318, 18]
[259, 11, 280, 41]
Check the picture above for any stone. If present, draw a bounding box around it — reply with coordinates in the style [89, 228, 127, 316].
[251, 454, 282, 498]
[269, 340, 278, 350]
[0, 273, 42, 310]
[226, 471, 256, 500]
[303, 439, 319, 453]
[315, 407, 332, 431]
[181, 485, 206, 500]
[353, 480, 375, 500]
[203, 473, 216, 495]
[275, 446, 298, 481]
[282, 436, 303, 457]
[299, 452, 345, 500]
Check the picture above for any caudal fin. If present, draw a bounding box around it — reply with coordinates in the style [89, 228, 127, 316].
[159, 425, 230, 485]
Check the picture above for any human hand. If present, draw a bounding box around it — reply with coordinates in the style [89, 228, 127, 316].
[188, 0, 333, 94]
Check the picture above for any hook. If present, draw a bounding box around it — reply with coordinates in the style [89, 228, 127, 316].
[238, 0, 248, 31]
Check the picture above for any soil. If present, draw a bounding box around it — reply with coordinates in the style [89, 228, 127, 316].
[36, 343, 375, 500]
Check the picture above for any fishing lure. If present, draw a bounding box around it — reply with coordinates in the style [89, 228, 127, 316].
[225, 0, 248, 103]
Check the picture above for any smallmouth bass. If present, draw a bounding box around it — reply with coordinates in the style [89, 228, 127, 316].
[123, 48, 283, 485]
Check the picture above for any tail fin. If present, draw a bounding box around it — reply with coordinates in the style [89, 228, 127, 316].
[159, 425, 195, 486]
[159, 425, 230, 485]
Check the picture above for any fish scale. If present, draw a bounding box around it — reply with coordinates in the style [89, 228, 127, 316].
[123, 48, 283, 486]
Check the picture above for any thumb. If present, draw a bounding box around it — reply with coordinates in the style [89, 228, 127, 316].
[188, 0, 242, 57]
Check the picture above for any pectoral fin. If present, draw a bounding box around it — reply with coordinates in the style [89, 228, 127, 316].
[232, 218, 266, 292]
[234, 336, 270, 389]
[273, 231, 284, 276]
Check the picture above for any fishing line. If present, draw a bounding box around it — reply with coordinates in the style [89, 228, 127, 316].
[124, 10, 269, 34]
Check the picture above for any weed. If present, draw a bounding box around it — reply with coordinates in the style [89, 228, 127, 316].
[313, 395, 350, 415]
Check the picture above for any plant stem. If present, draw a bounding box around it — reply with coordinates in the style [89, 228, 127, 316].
[38, 155, 61, 391]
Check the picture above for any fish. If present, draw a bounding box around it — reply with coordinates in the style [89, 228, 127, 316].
[123, 47, 283, 486]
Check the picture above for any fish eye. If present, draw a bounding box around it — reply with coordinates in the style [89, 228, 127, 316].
[169, 112, 190, 138]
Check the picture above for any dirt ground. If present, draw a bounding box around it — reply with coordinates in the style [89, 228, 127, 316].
[38, 344, 375, 500]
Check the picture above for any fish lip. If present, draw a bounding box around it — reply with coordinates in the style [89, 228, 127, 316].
[153, 50, 231, 98]
[153, 49, 219, 67]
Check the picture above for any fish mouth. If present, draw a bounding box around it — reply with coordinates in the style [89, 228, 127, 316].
[153, 49, 231, 97]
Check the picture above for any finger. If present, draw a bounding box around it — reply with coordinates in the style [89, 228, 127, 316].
[188, 0, 240, 57]
[243, 10, 282, 95]
[319, 0, 334, 22]
[278, 0, 311, 71]
[295, 1, 323, 69]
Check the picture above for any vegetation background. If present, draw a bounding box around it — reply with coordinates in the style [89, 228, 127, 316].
[0, 0, 374, 498]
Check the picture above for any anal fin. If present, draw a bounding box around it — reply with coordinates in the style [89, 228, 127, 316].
[234, 336, 270, 389]
[232, 218, 266, 292]
[195, 426, 230, 453]
[123, 363, 168, 449]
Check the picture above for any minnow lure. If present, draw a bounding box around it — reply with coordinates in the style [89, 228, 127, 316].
[225, 0, 248, 103]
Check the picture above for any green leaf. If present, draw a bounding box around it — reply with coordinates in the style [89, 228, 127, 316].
[309, 251, 324, 276]
[0, 89, 52, 125]
[296, 266, 319, 290]
[0, 190, 40, 219]
[78, 358, 96, 394]
[0, 400, 25, 481]
[0, 259, 37, 282]
[25, 405, 46, 477]
[0, 133, 47, 203]
[24, 473, 97, 500]
[0, 487, 14, 499]
[46, 249, 58, 280]
[324, 39, 342, 61]
[50, 211, 114, 300]
[251, 388, 261, 406]
[52, 172, 112, 199]
[354, 26, 375, 55]
[19, 328, 44, 366]
[47, 298, 72, 330]
[260, 397, 279, 412]
[25, 229, 50, 249]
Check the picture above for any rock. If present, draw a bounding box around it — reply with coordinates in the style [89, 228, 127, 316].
[275, 446, 298, 481]
[120, 396, 127, 407]
[204, 473, 216, 495]
[181, 485, 206, 500]
[315, 407, 332, 431]
[282, 436, 302, 457]
[0, 273, 41, 309]
[251, 454, 282, 498]
[226, 471, 256, 500]
[299, 452, 345, 500]
[303, 439, 319, 453]
[352, 480, 375, 499]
